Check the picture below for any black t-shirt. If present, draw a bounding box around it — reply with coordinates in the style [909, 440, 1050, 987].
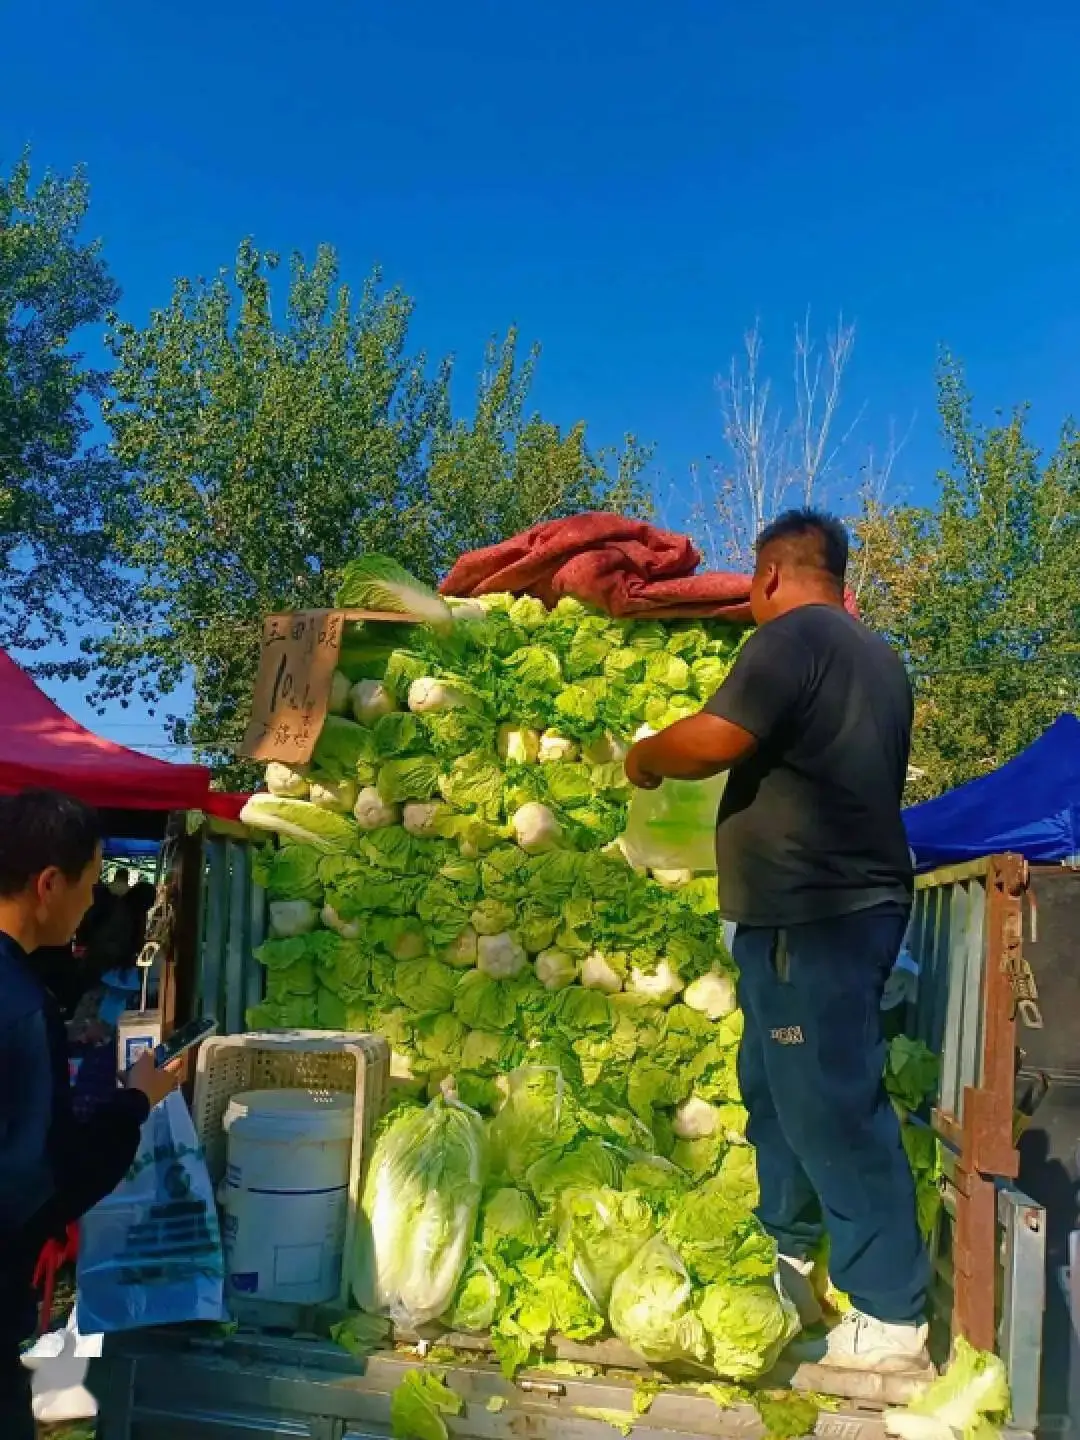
[705, 604, 914, 927]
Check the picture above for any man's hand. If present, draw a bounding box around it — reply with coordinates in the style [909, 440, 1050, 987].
[625, 742, 663, 790]
[623, 713, 758, 788]
[126, 1050, 181, 1110]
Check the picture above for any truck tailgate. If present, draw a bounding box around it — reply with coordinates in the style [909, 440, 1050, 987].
[91, 1329, 945, 1440]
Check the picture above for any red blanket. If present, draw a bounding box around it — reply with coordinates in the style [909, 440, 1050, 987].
[440, 513, 756, 622]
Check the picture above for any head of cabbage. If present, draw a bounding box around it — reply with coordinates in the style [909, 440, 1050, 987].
[697, 1277, 799, 1380]
[353, 1093, 487, 1327]
[608, 1235, 710, 1365]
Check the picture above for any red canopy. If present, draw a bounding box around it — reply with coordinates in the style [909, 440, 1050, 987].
[0, 650, 212, 813]
[204, 791, 250, 822]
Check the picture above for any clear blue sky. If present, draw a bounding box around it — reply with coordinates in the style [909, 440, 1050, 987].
[4, 0, 1079, 754]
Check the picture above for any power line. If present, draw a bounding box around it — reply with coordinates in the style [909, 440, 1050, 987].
[120, 742, 235, 753]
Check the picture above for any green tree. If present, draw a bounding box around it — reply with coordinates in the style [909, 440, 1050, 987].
[93, 241, 649, 781]
[855, 357, 1080, 801]
[0, 154, 121, 655]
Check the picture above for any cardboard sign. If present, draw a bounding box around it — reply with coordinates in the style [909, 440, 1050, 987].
[240, 609, 418, 765]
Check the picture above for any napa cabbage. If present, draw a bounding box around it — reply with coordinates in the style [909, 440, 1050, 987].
[338, 554, 453, 628]
[353, 1092, 487, 1326]
[241, 794, 356, 852]
[884, 1338, 1009, 1440]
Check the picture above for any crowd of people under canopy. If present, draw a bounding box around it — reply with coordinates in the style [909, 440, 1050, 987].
[34, 868, 157, 1024]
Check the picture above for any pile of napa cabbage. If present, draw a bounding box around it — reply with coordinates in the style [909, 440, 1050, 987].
[240, 556, 942, 1377]
[242, 561, 749, 1174]
[352, 1067, 797, 1381]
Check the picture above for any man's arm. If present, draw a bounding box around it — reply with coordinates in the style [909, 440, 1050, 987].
[0, 1012, 58, 1234]
[625, 625, 811, 789]
[47, 1086, 152, 1228]
[2, 1004, 173, 1248]
[625, 714, 756, 789]
[46, 1046, 176, 1228]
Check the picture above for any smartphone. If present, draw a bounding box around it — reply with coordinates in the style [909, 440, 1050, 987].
[150, 1017, 218, 1068]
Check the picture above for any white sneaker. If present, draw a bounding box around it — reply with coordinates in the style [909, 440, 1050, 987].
[793, 1310, 930, 1373]
[778, 1254, 824, 1328]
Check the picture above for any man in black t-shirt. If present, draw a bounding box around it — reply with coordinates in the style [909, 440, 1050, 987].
[625, 509, 928, 1375]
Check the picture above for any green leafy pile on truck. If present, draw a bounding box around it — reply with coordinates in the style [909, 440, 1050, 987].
[244, 581, 749, 1162]
[350, 1070, 794, 1380]
[240, 558, 941, 1380]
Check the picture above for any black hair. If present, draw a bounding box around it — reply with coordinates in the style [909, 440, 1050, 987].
[756, 508, 849, 585]
[0, 790, 101, 898]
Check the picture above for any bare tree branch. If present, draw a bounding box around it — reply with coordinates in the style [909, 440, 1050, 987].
[685, 314, 906, 571]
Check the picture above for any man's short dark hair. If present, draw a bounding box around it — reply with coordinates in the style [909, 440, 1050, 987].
[756, 508, 849, 585]
[0, 791, 100, 898]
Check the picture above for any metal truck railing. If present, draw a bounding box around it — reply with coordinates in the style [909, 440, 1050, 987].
[908, 855, 1046, 1431]
[191, 827, 268, 1035]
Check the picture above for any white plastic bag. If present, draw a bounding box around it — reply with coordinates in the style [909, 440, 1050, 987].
[76, 1091, 225, 1333]
[881, 948, 919, 1012]
[21, 1310, 102, 1424]
[623, 775, 727, 872]
[881, 884, 919, 1013]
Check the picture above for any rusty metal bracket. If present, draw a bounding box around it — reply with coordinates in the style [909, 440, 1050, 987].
[931, 1106, 963, 1152]
[964, 857, 1024, 1178]
[952, 1166, 999, 1352]
[1000, 865, 1044, 1029]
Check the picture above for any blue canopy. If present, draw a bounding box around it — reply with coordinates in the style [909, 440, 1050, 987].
[103, 837, 161, 861]
[904, 714, 1080, 868]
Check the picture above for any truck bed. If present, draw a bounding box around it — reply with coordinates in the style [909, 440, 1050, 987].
[90, 1327, 952, 1440]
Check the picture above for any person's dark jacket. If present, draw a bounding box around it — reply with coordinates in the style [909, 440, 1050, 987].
[0, 932, 149, 1345]
[26, 945, 88, 1023]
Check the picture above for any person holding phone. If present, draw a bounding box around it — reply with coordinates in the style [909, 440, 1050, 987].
[0, 791, 178, 1439]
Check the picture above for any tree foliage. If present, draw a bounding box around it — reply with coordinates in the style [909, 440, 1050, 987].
[0, 154, 121, 654]
[855, 357, 1080, 801]
[93, 241, 649, 780]
[11, 151, 1069, 808]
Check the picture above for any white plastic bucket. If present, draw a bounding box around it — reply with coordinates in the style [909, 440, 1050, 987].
[221, 1089, 354, 1305]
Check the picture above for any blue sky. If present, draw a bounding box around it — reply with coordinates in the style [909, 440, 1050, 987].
[4, 0, 1079, 755]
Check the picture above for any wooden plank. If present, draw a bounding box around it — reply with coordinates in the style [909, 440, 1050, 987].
[170, 827, 206, 1034]
[245, 852, 268, 1018]
[95, 1332, 970, 1440]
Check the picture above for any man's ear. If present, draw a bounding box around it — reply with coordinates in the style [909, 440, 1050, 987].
[36, 866, 62, 906]
[762, 560, 781, 601]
